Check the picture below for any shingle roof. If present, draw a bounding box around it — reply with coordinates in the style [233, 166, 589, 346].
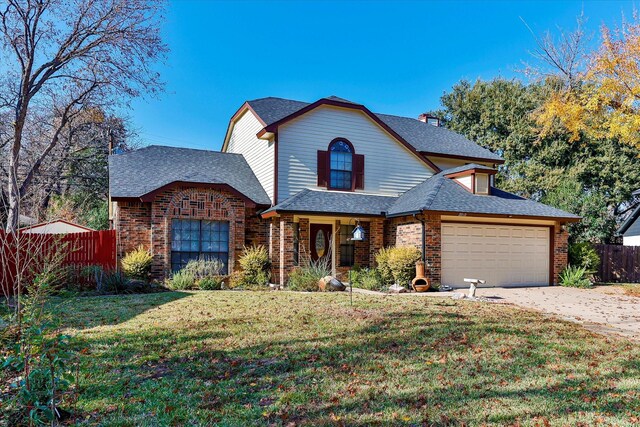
[245, 96, 503, 163]
[109, 145, 271, 205]
[375, 114, 503, 162]
[387, 173, 580, 219]
[618, 204, 640, 237]
[263, 188, 397, 216]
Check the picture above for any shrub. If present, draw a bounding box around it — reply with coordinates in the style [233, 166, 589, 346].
[375, 247, 394, 285]
[168, 270, 196, 290]
[228, 246, 271, 290]
[287, 267, 321, 291]
[350, 268, 383, 291]
[559, 265, 592, 288]
[121, 246, 153, 280]
[387, 246, 422, 286]
[569, 242, 600, 273]
[182, 257, 224, 279]
[239, 245, 271, 277]
[197, 276, 225, 290]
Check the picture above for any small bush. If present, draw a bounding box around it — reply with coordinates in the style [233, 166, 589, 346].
[228, 246, 271, 290]
[121, 246, 153, 280]
[197, 276, 225, 290]
[168, 270, 196, 290]
[350, 268, 383, 291]
[182, 258, 224, 279]
[569, 242, 600, 273]
[559, 265, 592, 288]
[387, 246, 422, 286]
[239, 245, 271, 276]
[287, 267, 321, 291]
[375, 247, 394, 285]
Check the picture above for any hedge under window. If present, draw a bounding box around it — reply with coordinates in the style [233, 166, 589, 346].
[171, 219, 229, 273]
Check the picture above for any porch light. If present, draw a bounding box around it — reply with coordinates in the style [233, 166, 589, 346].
[351, 220, 366, 241]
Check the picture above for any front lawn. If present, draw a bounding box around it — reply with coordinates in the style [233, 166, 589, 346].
[45, 292, 640, 425]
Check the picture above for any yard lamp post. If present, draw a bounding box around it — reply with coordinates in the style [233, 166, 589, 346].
[348, 218, 366, 306]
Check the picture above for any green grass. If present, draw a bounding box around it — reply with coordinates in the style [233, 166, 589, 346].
[38, 292, 640, 425]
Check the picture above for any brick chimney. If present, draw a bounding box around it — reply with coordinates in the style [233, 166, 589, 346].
[418, 113, 440, 127]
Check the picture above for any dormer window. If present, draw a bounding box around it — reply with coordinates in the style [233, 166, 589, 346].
[475, 173, 489, 194]
[444, 164, 496, 195]
[317, 138, 365, 191]
[329, 139, 353, 190]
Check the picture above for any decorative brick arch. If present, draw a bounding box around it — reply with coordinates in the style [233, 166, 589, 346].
[149, 186, 246, 278]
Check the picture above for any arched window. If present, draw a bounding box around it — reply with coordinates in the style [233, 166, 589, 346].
[329, 139, 353, 189]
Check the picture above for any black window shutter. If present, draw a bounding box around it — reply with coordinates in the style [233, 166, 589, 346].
[353, 154, 365, 190]
[317, 150, 329, 187]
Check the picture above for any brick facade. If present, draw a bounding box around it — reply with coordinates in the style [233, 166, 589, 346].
[115, 185, 255, 281]
[114, 201, 151, 259]
[552, 226, 569, 285]
[116, 192, 570, 287]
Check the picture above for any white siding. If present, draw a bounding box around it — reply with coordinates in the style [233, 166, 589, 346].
[454, 175, 473, 190]
[277, 106, 434, 201]
[623, 235, 640, 246]
[226, 111, 275, 204]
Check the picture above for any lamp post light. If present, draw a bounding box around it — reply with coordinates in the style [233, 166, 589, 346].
[348, 218, 366, 306]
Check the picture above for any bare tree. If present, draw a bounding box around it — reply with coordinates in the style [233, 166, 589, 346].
[521, 14, 591, 88]
[0, 0, 166, 232]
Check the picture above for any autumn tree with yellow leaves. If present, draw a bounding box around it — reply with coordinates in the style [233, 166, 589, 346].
[533, 13, 640, 145]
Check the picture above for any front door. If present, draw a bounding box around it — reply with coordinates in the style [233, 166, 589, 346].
[310, 223, 332, 263]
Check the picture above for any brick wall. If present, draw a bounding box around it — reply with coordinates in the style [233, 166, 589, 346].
[115, 186, 255, 281]
[245, 207, 269, 248]
[424, 214, 441, 285]
[384, 214, 441, 285]
[114, 201, 152, 259]
[553, 226, 569, 285]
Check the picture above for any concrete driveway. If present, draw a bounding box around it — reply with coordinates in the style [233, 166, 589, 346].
[471, 286, 640, 341]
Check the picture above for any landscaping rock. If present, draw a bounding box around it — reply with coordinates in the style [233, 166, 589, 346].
[388, 284, 408, 293]
[327, 278, 346, 292]
[318, 276, 346, 292]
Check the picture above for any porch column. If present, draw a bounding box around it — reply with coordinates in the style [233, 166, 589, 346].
[269, 217, 280, 284]
[279, 213, 295, 286]
[369, 218, 384, 267]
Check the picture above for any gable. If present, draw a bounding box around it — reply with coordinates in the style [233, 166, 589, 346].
[276, 105, 435, 201]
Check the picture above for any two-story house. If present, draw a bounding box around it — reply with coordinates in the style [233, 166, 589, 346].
[109, 96, 579, 288]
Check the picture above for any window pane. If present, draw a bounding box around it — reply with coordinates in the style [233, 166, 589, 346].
[171, 219, 230, 274]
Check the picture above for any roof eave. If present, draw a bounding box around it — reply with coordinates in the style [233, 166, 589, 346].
[422, 151, 505, 165]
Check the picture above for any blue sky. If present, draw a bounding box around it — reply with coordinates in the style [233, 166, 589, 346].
[130, 0, 636, 151]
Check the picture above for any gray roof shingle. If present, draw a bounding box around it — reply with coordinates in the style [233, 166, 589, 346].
[263, 188, 397, 216]
[618, 204, 640, 237]
[109, 145, 271, 205]
[387, 173, 580, 219]
[245, 96, 503, 163]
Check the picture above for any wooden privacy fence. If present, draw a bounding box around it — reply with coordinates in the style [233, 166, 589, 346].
[594, 244, 640, 283]
[0, 229, 116, 296]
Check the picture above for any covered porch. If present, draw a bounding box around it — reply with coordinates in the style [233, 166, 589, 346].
[260, 189, 396, 285]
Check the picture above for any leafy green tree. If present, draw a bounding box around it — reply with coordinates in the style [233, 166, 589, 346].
[431, 78, 640, 242]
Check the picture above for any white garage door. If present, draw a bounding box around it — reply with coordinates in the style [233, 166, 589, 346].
[441, 223, 550, 288]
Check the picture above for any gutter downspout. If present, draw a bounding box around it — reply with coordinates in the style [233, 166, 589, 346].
[413, 213, 426, 264]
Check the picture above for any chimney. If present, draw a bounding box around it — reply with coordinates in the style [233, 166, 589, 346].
[418, 113, 440, 127]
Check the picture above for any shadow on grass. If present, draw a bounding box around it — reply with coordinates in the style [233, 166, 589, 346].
[53, 291, 192, 330]
[71, 295, 640, 426]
